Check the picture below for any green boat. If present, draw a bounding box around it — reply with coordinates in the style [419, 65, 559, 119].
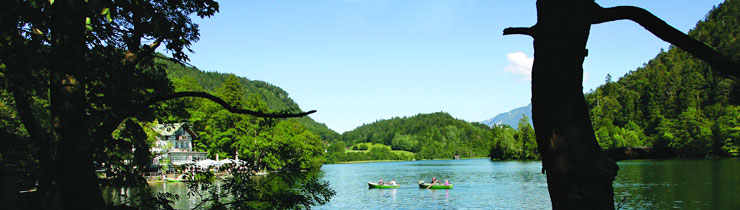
[418, 182, 453, 189]
[165, 178, 183, 183]
[165, 174, 187, 182]
[368, 182, 400, 189]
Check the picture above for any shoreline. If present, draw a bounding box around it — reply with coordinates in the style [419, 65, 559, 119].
[330, 157, 490, 164]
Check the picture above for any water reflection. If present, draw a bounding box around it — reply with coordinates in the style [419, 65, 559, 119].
[148, 182, 196, 209]
[371, 188, 397, 201]
[613, 158, 740, 210]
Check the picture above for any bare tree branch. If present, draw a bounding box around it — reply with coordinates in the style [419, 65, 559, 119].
[154, 54, 198, 68]
[93, 91, 315, 144]
[145, 91, 316, 118]
[503, 27, 536, 37]
[592, 2, 740, 78]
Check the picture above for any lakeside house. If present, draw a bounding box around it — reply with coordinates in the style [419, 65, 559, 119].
[151, 122, 207, 166]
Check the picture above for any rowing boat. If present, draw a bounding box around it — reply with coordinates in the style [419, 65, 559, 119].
[418, 182, 453, 189]
[368, 182, 400, 189]
[165, 177, 183, 183]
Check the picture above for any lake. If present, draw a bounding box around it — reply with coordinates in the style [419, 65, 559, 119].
[316, 159, 550, 209]
[142, 158, 740, 209]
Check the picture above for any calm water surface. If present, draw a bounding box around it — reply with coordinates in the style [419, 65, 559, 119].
[613, 158, 740, 209]
[138, 158, 740, 209]
[317, 158, 740, 210]
[316, 159, 550, 209]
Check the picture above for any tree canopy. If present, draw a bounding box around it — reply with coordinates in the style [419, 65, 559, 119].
[0, 0, 333, 209]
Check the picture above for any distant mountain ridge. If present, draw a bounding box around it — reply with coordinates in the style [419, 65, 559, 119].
[481, 104, 532, 129]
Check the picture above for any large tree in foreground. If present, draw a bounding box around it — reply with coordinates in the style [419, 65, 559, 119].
[0, 0, 330, 209]
[504, 0, 739, 209]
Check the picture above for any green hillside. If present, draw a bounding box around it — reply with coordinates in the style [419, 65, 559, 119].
[324, 112, 538, 162]
[325, 142, 415, 163]
[339, 112, 494, 159]
[158, 57, 340, 142]
[586, 0, 740, 157]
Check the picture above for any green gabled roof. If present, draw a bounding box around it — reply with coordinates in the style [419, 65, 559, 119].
[152, 123, 198, 139]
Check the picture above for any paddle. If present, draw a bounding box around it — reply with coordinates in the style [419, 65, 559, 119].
[426, 179, 437, 189]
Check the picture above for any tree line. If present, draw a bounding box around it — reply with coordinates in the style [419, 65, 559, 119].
[323, 112, 539, 162]
[585, 0, 740, 157]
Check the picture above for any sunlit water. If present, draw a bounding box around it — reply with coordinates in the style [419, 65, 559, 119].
[123, 158, 740, 209]
[316, 159, 550, 209]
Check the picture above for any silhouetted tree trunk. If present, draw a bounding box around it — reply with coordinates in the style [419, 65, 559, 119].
[509, 1, 619, 209]
[505, 1, 740, 209]
[530, 1, 621, 209]
[50, 0, 105, 209]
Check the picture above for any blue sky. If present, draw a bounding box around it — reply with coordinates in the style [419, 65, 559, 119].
[181, 0, 724, 133]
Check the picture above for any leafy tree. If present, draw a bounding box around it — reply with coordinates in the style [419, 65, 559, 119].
[391, 134, 417, 151]
[327, 141, 346, 154]
[489, 125, 520, 160]
[1, 0, 219, 208]
[0, 0, 332, 209]
[516, 115, 539, 159]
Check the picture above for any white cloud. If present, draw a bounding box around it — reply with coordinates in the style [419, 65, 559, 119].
[504, 52, 591, 83]
[504, 52, 590, 84]
[504, 52, 533, 82]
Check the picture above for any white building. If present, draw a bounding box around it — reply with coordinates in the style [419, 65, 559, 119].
[151, 123, 207, 166]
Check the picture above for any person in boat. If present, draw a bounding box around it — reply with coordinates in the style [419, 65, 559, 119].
[431, 177, 437, 185]
[378, 178, 384, 185]
[390, 178, 396, 185]
[444, 179, 449, 186]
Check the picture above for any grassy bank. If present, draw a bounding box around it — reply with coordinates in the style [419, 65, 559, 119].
[325, 142, 416, 163]
[330, 157, 492, 164]
[346, 143, 415, 156]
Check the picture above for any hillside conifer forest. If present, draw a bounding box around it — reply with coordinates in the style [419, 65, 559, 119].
[585, 0, 740, 157]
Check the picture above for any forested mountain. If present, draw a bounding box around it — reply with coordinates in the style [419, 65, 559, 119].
[150, 61, 327, 171]
[481, 104, 532, 129]
[339, 112, 494, 159]
[586, 0, 740, 157]
[158, 57, 340, 142]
